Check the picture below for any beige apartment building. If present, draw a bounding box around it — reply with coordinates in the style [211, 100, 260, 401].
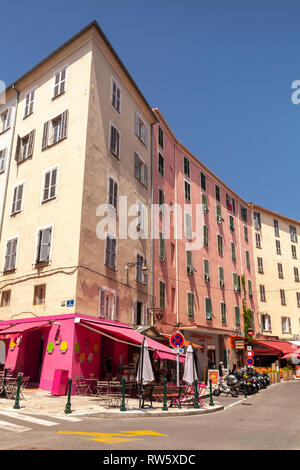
[250, 203, 300, 341]
[0, 21, 157, 326]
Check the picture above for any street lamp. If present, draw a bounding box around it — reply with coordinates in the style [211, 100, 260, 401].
[125, 260, 148, 285]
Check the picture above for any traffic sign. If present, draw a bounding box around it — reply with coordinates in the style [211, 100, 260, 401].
[246, 358, 254, 366]
[247, 346, 252, 351]
[170, 332, 184, 349]
[246, 350, 254, 358]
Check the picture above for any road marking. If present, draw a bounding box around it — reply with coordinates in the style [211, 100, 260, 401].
[224, 399, 246, 409]
[57, 430, 168, 444]
[48, 414, 82, 422]
[0, 419, 31, 433]
[0, 411, 58, 427]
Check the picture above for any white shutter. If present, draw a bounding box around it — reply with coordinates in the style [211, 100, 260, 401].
[6, 107, 12, 129]
[0, 148, 6, 172]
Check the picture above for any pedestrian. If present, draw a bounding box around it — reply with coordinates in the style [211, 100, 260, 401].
[218, 361, 224, 384]
[105, 355, 113, 381]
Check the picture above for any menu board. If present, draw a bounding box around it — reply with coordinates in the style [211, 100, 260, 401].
[208, 369, 219, 387]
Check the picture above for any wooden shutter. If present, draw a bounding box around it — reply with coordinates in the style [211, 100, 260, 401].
[144, 124, 148, 147]
[113, 294, 119, 321]
[204, 259, 209, 279]
[159, 233, 165, 259]
[187, 293, 194, 317]
[105, 236, 111, 267]
[98, 289, 105, 317]
[43, 171, 51, 201]
[108, 178, 114, 206]
[134, 153, 139, 178]
[42, 122, 49, 149]
[15, 184, 24, 212]
[203, 225, 208, 246]
[15, 136, 21, 162]
[0, 148, 6, 172]
[39, 228, 52, 262]
[113, 181, 118, 210]
[4, 240, 12, 271]
[6, 107, 12, 129]
[205, 298, 212, 319]
[27, 130, 35, 157]
[60, 110, 68, 139]
[50, 169, 57, 199]
[186, 250, 193, 270]
[132, 300, 137, 324]
[111, 238, 116, 269]
[144, 164, 148, 187]
[135, 112, 139, 136]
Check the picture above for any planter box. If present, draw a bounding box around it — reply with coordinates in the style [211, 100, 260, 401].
[289, 370, 294, 380]
[283, 370, 289, 381]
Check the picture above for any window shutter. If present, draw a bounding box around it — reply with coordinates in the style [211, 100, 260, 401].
[6, 107, 12, 129]
[43, 171, 51, 201]
[134, 153, 139, 178]
[111, 238, 116, 269]
[144, 124, 148, 147]
[135, 112, 139, 136]
[105, 236, 111, 266]
[50, 169, 57, 199]
[205, 298, 212, 319]
[114, 294, 119, 321]
[15, 136, 21, 162]
[99, 289, 105, 317]
[144, 164, 148, 187]
[39, 228, 52, 262]
[203, 225, 208, 246]
[269, 315, 272, 331]
[0, 148, 6, 172]
[132, 300, 137, 324]
[186, 250, 192, 269]
[15, 184, 24, 212]
[187, 293, 194, 317]
[288, 318, 292, 333]
[27, 130, 35, 157]
[113, 181, 118, 210]
[108, 178, 114, 206]
[4, 240, 12, 271]
[159, 233, 165, 259]
[42, 122, 49, 149]
[143, 304, 148, 326]
[60, 110, 68, 139]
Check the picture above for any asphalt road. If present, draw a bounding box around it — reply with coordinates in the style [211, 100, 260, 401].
[0, 381, 299, 452]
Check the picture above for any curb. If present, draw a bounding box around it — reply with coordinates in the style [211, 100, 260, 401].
[83, 404, 224, 418]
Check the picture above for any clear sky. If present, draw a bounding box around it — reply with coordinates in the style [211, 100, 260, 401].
[2, 0, 300, 220]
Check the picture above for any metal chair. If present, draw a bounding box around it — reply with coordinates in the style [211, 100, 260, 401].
[74, 376, 88, 395]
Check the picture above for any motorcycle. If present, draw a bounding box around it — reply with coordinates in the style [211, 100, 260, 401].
[213, 374, 239, 397]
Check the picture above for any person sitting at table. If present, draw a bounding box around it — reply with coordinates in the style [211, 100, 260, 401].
[105, 355, 113, 381]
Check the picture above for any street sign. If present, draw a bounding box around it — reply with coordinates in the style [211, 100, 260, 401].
[248, 329, 254, 337]
[246, 358, 254, 366]
[170, 332, 184, 349]
[246, 350, 254, 358]
[247, 346, 252, 351]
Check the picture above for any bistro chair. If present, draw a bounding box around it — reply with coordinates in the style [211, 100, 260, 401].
[74, 376, 88, 396]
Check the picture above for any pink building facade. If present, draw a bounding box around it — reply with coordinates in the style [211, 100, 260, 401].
[152, 109, 259, 377]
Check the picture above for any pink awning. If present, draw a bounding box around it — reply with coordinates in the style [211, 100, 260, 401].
[79, 319, 185, 362]
[0, 320, 51, 338]
[153, 350, 185, 363]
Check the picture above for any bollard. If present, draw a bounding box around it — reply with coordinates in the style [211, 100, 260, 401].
[244, 379, 247, 399]
[120, 377, 127, 412]
[162, 378, 168, 411]
[178, 387, 182, 409]
[64, 379, 72, 414]
[194, 379, 200, 409]
[209, 379, 214, 407]
[13, 374, 22, 410]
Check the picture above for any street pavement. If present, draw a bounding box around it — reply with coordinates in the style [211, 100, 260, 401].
[0, 381, 298, 451]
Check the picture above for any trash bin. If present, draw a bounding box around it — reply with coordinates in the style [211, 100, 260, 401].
[51, 369, 69, 396]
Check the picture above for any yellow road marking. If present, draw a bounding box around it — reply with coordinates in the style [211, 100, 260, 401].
[57, 430, 168, 444]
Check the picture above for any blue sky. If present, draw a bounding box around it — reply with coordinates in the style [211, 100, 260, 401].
[2, 0, 300, 219]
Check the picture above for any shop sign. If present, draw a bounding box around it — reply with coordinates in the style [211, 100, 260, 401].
[208, 369, 219, 386]
[235, 340, 245, 349]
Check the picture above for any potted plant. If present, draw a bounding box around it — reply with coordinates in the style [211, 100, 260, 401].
[283, 367, 289, 381]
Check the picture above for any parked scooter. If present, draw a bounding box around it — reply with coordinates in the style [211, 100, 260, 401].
[213, 374, 239, 397]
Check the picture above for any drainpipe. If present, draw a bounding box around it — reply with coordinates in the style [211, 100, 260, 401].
[0, 84, 19, 242]
[174, 142, 179, 326]
[150, 124, 154, 325]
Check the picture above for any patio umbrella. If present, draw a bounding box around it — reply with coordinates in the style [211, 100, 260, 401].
[136, 337, 154, 409]
[281, 348, 300, 359]
[182, 344, 198, 384]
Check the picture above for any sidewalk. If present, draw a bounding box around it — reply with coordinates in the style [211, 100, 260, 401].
[0, 388, 223, 418]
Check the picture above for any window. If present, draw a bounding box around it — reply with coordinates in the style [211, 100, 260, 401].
[184, 180, 191, 201]
[4, 238, 17, 272]
[15, 130, 35, 162]
[137, 201, 146, 232]
[132, 300, 146, 325]
[248, 280, 253, 298]
[42, 110, 68, 149]
[33, 284, 46, 305]
[281, 316, 291, 333]
[257, 257, 263, 273]
[158, 152, 164, 176]
[105, 235, 116, 269]
[134, 153, 148, 187]
[99, 288, 119, 320]
[274, 219, 279, 237]
[217, 234, 223, 255]
[276, 239, 281, 255]
[107, 177, 118, 210]
[205, 297, 213, 320]
[231, 242, 236, 262]
[204, 259, 210, 281]
[292, 245, 297, 259]
[200, 172, 206, 191]
[1, 107, 12, 133]
[235, 306, 241, 326]
[244, 226, 248, 243]
[278, 263, 284, 279]
[256, 232, 261, 249]
[297, 293, 300, 308]
[216, 204, 223, 223]
[135, 111, 148, 146]
[290, 225, 298, 243]
[229, 215, 235, 232]
[109, 123, 120, 158]
[187, 292, 194, 317]
[1, 290, 11, 307]
[0, 148, 6, 173]
[226, 194, 235, 213]
[24, 89, 35, 118]
[53, 66, 67, 98]
[241, 206, 247, 223]
[11, 182, 25, 215]
[219, 266, 225, 288]
[261, 314, 271, 332]
[215, 184, 220, 202]
[202, 194, 208, 213]
[159, 233, 166, 260]
[111, 77, 121, 113]
[185, 212, 193, 239]
[183, 157, 190, 178]
[158, 188, 164, 216]
[136, 254, 146, 283]
[233, 273, 241, 292]
[221, 302, 226, 324]
[246, 251, 250, 269]
[203, 225, 209, 247]
[280, 289, 286, 306]
[158, 126, 164, 149]
[254, 211, 261, 229]
[186, 250, 193, 275]
[36, 227, 52, 264]
[294, 267, 299, 282]
[43, 168, 58, 203]
[260, 284, 266, 302]
[159, 281, 165, 309]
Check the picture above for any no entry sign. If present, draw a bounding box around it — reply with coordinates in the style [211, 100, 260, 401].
[170, 332, 184, 349]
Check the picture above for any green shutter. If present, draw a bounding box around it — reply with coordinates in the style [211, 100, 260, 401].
[235, 306, 240, 326]
[187, 292, 194, 317]
[205, 298, 212, 320]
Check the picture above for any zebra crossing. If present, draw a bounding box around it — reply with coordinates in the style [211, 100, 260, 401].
[0, 409, 83, 433]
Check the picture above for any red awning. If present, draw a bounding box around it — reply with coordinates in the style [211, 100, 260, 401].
[253, 340, 295, 356]
[79, 319, 185, 362]
[153, 350, 185, 363]
[0, 320, 51, 338]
